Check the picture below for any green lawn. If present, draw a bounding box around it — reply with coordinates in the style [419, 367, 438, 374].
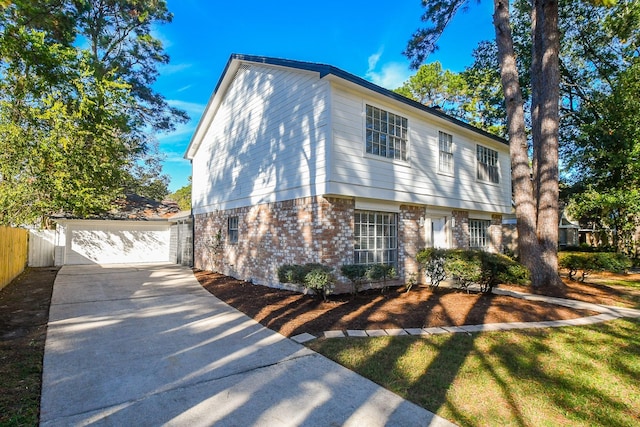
[309, 318, 640, 427]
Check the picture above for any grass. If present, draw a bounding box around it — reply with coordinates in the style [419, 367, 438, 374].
[309, 318, 640, 427]
[594, 277, 640, 290]
[0, 337, 44, 426]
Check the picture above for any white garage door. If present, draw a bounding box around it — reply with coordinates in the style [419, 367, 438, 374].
[64, 221, 171, 265]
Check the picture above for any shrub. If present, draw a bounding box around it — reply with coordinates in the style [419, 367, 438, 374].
[366, 263, 397, 282]
[444, 250, 483, 292]
[416, 248, 447, 289]
[278, 263, 335, 299]
[415, 248, 529, 293]
[340, 264, 369, 295]
[304, 268, 335, 301]
[278, 263, 325, 284]
[481, 252, 531, 290]
[559, 251, 632, 281]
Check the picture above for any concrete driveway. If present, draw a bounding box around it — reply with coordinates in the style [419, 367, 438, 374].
[40, 264, 455, 426]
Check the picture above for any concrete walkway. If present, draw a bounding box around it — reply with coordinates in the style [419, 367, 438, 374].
[40, 264, 455, 427]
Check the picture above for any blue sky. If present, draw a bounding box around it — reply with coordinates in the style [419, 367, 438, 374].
[154, 0, 496, 192]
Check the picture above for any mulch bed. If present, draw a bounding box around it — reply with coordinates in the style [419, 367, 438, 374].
[195, 270, 601, 337]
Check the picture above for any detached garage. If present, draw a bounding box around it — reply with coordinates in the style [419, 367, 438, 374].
[49, 194, 187, 266]
[54, 219, 173, 265]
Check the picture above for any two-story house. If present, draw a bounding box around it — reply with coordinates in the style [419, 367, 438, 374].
[185, 54, 511, 291]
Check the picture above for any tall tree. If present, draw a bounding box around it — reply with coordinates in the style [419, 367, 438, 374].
[0, 0, 185, 226]
[406, 0, 564, 287]
[567, 58, 640, 254]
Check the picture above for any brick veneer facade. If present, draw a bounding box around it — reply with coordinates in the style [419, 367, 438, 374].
[452, 210, 470, 248]
[194, 196, 502, 292]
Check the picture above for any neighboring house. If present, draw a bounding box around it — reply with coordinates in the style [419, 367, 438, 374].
[185, 54, 512, 291]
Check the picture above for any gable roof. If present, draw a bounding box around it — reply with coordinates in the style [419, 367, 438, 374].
[185, 54, 507, 159]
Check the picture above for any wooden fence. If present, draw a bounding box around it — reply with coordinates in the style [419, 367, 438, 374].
[0, 226, 28, 291]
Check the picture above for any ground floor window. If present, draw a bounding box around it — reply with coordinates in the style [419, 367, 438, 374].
[469, 219, 490, 249]
[354, 210, 397, 266]
[228, 216, 239, 244]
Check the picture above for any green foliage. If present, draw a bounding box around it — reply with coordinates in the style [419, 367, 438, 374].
[340, 263, 398, 294]
[340, 264, 369, 295]
[396, 59, 506, 135]
[416, 248, 447, 288]
[417, 249, 530, 293]
[365, 263, 397, 282]
[559, 251, 632, 281]
[444, 250, 483, 292]
[278, 263, 335, 300]
[0, 0, 185, 226]
[304, 268, 335, 301]
[168, 180, 192, 211]
[278, 263, 324, 285]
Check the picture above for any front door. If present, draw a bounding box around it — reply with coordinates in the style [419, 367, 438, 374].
[431, 218, 447, 248]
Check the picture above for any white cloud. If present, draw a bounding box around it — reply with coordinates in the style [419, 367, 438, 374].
[366, 62, 412, 90]
[368, 49, 383, 73]
[176, 84, 193, 93]
[158, 62, 193, 76]
[365, 48, 412, 90]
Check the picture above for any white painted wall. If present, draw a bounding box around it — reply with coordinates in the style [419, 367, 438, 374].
[328, 84, 512, 214]
[191, 63, 330, 215]
[56, 220, 171, 265]
[190, 60, 511, 217]
[28, 229, 56, 267]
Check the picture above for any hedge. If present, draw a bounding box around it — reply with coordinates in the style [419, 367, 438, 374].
[558, 251, 631, 281]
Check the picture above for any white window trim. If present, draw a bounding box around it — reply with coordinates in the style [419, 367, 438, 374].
[437, 131, 454, 176]
[476, 144, 500, 185]
[363, 103, 410, 164]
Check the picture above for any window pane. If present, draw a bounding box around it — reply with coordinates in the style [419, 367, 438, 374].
[365, 105, 407, 161]
[353, 210, 398, 268]
[477, 145, 499, 183]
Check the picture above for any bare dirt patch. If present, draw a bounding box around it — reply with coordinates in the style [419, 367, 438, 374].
[195, 270, 602, 337]
[0, 267, 58, 425]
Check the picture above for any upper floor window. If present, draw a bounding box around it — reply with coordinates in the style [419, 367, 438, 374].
[477, 145, 499, 183]
[438, 131, 453, 173]
[365, 105, 408, 161]
[228, 216, 239, 244]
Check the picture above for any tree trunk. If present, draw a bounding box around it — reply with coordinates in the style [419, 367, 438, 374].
[493, 0, 562, 287]
[532, 0, 563, 287]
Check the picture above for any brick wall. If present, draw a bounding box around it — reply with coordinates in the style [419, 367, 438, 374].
[490, 214, 503, 253]
[194, 196, 357, 292]
[194, 196, 428, 293]
[452, 210, 469, 248]
[399, 205, 425, 281]
[195, 198, 504, 292]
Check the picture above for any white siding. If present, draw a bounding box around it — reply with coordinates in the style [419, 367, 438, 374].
[192, 64, 330, 214]
[328, 85, 512, 214]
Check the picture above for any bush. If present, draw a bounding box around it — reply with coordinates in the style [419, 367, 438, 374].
[278, 263, 325, 284]
[414, 248, 530, 293]
[416, 248, 447, 289]
[278, 263, 335, 300]
[444, 250, 483, 292]
[340, 264, 369, 295]
[559, 251, 632, 281]
[304, 268, 335, 301]
[366, 263, 397, 282]
[340, 263, 398, 294]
